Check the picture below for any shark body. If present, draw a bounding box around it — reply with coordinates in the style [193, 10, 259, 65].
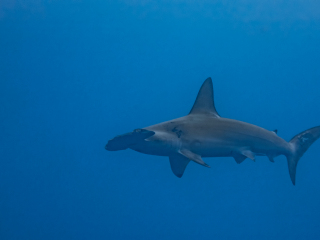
[106, 78, 320, 185]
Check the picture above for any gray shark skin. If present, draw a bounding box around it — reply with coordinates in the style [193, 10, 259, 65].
[105, 78, 320, 185]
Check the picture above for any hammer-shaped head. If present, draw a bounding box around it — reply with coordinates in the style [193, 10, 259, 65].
[105, 129, 155, 151]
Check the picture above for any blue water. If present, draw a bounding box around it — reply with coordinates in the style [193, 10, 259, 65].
[1, 1, 320, 239]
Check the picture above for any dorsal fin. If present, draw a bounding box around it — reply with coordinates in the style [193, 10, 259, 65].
[189, 77, 220, 117]
[272, 129, 278, 134]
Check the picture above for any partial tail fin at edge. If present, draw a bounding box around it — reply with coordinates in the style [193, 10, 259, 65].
[287, 126, 320, 185]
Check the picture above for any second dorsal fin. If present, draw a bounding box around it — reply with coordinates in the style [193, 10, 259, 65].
[189, 77, 220, 117]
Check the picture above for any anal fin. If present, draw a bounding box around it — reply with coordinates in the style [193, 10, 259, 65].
[179, 149, 210, 168]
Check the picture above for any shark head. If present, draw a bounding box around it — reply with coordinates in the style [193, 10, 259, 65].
[129, 126, 182, 156]
[105, 128, 155, 151]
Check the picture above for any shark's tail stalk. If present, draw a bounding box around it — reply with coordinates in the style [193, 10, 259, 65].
[287, 126, 320, 185]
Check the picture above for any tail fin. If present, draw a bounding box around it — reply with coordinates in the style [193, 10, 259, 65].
[287, 126, 320, 185]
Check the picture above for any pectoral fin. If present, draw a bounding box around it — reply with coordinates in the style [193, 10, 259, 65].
[169, 154, 190, 178]
[179, 149, 210, 168]
[233, 153, 247, 164]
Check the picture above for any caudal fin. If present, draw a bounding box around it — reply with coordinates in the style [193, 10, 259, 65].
[287, 126, 320, 185]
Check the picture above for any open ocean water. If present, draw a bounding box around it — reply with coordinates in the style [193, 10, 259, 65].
[1, 1, 320, 239]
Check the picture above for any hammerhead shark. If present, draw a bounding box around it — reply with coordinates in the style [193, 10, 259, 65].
[105, 78, 320, 185]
